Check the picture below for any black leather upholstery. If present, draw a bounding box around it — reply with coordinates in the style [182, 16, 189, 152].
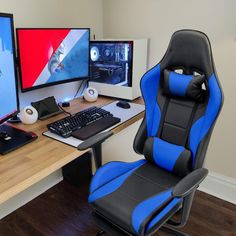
[133, 116, 147, 155]
[89, 30, 223, 236]
[91, 162, 181, 234]
[160, 30, 214, 77]
[163, 69, 206, 102]
[143, 137, 192, 177]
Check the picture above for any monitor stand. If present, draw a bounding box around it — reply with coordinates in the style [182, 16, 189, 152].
[0, 124, 38, 155]
[8, 115, 21, 123]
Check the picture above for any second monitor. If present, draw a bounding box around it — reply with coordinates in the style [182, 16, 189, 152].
[17, 28, 90, 92]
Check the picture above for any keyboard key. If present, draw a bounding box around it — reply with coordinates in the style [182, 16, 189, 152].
[47, 106, 120, 138]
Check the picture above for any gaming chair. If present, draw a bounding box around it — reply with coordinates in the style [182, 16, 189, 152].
[83, 30, 223, 236]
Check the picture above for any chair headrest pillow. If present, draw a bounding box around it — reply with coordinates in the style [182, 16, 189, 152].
[163, 69, 206, 102]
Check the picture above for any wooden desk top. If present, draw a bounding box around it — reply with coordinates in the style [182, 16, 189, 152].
[0, 97, 144, 205]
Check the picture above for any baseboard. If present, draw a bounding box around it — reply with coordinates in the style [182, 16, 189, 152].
[199, 171, 236, 205]
[0, 169, 63, 220]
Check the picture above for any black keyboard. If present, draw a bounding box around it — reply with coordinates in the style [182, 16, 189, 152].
[47, 106, 121, 139]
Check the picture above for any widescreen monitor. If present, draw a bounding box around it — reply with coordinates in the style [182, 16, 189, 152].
[17, 28, 90, 92]
[0, 13, 19, 125]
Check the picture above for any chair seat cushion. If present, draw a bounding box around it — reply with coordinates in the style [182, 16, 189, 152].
[89, 160, 183, 234]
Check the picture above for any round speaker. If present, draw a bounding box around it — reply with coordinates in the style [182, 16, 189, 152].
[19, 106, 38, 125]
[90, 46, 99, 62]
[83, 87, 98, 102]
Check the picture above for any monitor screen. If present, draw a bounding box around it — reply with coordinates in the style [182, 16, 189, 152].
[17, 28, 90, 92]
[0, 13, 18, 124]
[90, 41, 133, 87]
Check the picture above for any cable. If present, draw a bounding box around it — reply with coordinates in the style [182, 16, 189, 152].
[58, 79, 89, 116]
[57, 104, 72, 117]
[73, 79, 88, 99]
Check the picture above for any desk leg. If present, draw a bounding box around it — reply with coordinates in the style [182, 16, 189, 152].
[92, 144, 102, 169]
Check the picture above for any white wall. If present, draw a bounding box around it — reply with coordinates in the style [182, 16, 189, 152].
[102, 0, 236, 179]
[0, 0, 236, 218]
[0, 0, 104, 218]
[0, 0, 104, 107]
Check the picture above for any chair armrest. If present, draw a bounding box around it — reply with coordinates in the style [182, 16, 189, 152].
[172, 168, 208, 198]
[77, 131, 113, 151]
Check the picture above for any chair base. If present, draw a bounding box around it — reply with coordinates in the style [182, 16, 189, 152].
[94, 212, 189, 236]
[96, 227, 189, 236]
[160, 225, 189, 236]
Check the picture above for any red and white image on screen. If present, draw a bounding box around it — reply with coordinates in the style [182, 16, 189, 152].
[17, 29, 89, 91]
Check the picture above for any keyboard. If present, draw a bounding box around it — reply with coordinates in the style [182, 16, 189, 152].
[47, 106, 121, 140]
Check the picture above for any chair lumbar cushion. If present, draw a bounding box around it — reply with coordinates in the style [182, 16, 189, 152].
[163, 69, 206, 102]
[143, 137, 192, 177]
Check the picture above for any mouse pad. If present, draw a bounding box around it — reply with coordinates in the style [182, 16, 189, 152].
[43, 101, 145, 148]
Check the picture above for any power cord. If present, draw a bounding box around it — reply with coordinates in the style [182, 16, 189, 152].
[73, 79, 88, 99]
[58, 79, 89, 116]
[58, 103, 72, 117]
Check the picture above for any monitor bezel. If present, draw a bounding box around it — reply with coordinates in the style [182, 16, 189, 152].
[0, 12, 20, 125]
[16, 27, 90, 93]
[89, 40, 134, 87]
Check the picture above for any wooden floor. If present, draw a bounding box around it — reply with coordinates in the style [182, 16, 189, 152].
[0, 181, 235, 236]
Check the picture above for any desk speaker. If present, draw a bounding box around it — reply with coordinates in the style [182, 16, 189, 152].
[84, 87, 98, 102]
[19, 106, 38, 124]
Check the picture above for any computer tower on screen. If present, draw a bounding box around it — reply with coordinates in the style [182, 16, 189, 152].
[89, 39, 148, 100]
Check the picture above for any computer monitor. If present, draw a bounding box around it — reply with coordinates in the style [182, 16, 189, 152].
[0, 13, 37, 155]
[0, 13, 19, 125]
[16, 28, 90, 92]
[90, 41, 133, 87]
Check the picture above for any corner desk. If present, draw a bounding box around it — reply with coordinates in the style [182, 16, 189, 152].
[0, 97, 144, 205]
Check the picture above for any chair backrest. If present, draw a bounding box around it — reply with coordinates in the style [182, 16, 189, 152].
[134, 30, 223, 176]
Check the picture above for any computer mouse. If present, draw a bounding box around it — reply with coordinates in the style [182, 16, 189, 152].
[0, 131, 11, 140]
[0, 131, 9, 140]
[116, 101, 131, 109]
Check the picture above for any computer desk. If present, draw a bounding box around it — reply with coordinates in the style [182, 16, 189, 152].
[0, 96, 144, 205]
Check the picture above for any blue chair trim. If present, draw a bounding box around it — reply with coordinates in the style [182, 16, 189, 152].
[153, 138, 185, 172]
[169, 71, 193, 96]
[88, 160, 146, 203]
[132, 189, 174, 233]
[189, 74, 222, 163]
[90, 159, 146, 193]
[141, 64, 161, 137]
[147, 198, 182, 231]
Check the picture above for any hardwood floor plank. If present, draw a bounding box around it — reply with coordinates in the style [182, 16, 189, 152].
[0, 181, 235, 236]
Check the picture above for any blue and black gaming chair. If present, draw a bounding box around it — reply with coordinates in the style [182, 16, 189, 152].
[79, 30, 223, 236]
